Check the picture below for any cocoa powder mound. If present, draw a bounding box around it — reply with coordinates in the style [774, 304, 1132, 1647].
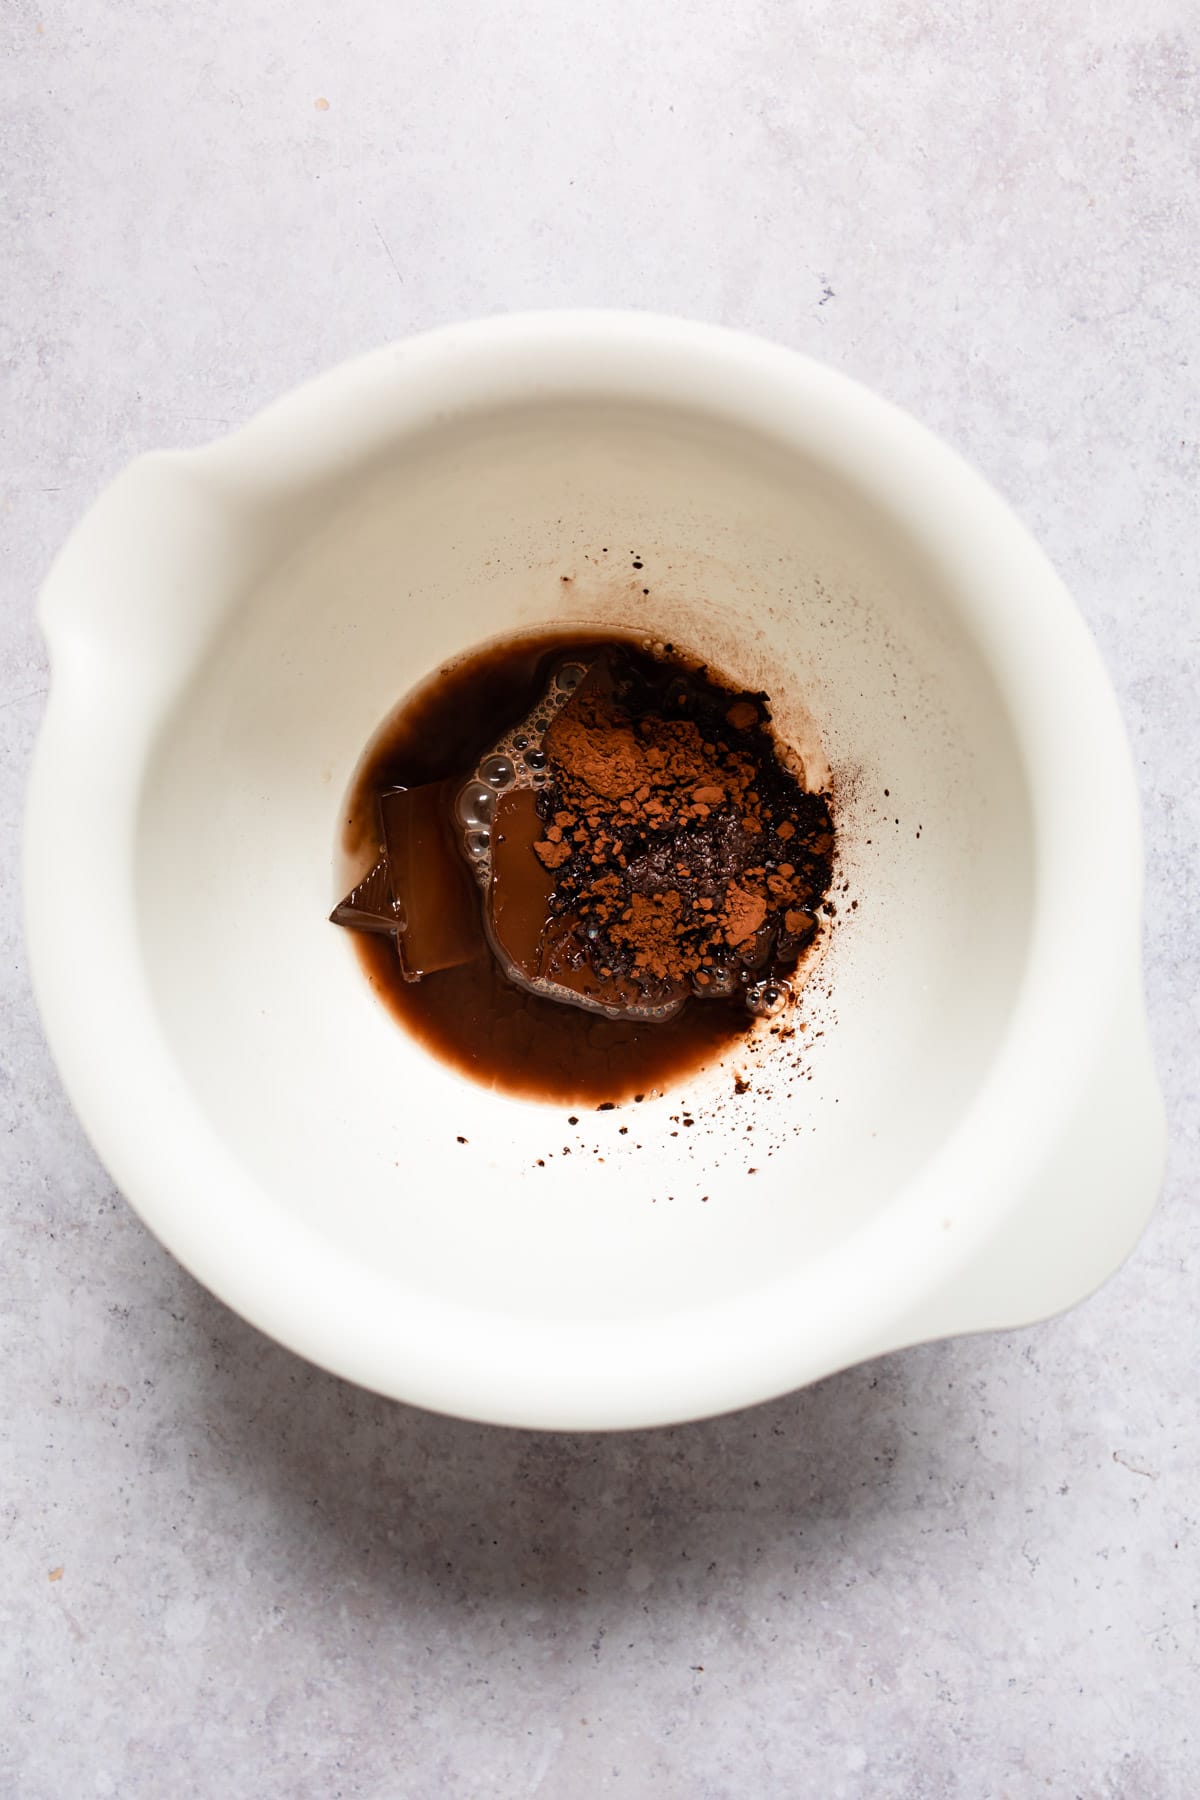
[529, 649, 834, 1002]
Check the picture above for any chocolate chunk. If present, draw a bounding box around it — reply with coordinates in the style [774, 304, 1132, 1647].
[488, 788, 556, 984]
[485, 768, 688, 1020]
[329, 857, 402, 934]
[379, 783, 482, 981]
[331, 782, 482, 983]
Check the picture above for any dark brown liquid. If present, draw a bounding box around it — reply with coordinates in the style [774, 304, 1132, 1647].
[340, 631, 757, 1104]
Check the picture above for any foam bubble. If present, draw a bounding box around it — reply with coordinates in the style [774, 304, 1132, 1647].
[480, 755, 515, 789]
[454, 655, 594, 894]
[456, 782, 496, 829]
[745, 979, 791, 1018]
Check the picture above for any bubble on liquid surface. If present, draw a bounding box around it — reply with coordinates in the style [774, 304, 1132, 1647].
[457, 782, 496, 829]
[456, 656, 594, 893]
[480, 755, 515, 789]
[695, 962, 738, 998]
[745, 979, 790, 1018]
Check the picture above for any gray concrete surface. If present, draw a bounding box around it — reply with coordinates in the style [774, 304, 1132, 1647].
[2, 1, 1197, 1793]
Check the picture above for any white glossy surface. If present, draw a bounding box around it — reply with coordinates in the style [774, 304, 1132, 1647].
[26, 315, 1160, 1426]
[3, 1, 1195, 1792]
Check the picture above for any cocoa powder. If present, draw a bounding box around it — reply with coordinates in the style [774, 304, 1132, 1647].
[529, 649, 834, 999]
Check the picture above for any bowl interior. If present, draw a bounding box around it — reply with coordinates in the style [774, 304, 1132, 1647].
[134, 395, 1033, 1328]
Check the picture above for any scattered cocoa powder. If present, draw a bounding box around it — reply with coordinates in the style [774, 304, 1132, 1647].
[528, 647, 834, 1006]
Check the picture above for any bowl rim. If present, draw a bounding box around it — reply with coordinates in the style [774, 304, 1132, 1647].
[24, 309, 1151, 1428]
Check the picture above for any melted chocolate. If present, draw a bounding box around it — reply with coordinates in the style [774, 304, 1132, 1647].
[337, 632, 831, 1105]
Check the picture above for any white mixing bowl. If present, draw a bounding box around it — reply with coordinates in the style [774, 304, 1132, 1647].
[25, 313, 1165, 1428]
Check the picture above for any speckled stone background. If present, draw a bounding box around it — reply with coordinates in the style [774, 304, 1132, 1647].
[3, 1, 1197, 1794]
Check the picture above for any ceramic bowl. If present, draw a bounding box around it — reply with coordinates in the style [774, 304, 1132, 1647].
[25, 313, 1165, 1428]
